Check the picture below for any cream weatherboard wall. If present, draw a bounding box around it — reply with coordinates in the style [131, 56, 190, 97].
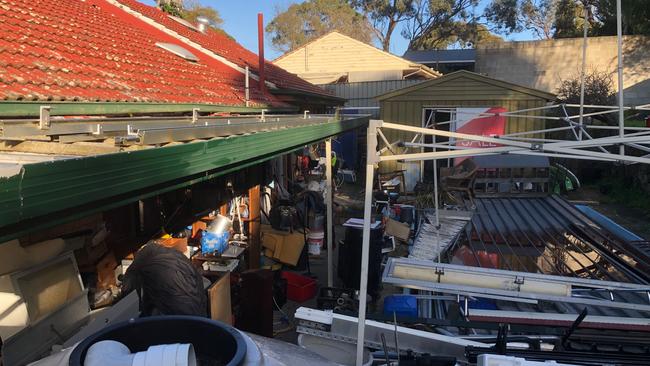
[273, 32, 435, 84]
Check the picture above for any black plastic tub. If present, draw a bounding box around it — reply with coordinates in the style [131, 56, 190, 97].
[69, 315, 246, 366]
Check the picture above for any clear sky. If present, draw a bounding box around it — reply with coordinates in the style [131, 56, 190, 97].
[141, 0, 534, 60]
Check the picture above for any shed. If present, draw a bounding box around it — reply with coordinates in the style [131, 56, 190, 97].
[376, 70, 555, 189]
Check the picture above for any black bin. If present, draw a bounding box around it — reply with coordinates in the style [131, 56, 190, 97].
[69, 315, 247, 366]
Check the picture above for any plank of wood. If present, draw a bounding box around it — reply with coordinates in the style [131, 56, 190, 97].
[208, 274, 232, 325]
[248, 184, 261, 269]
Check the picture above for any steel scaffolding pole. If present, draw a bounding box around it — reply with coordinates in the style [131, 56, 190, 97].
[616, 0, 625, 156]
[356, 120, 380, 365]
[325, 138, 334, 287]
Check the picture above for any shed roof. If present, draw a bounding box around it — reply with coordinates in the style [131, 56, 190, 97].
[376, 70, 556, 101]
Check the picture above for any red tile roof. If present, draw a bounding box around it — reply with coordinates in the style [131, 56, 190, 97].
[114, 0, 332, 97]
[0, 0, 327, 107]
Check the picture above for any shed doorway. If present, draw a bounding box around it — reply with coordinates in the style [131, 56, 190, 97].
[421, 107, 455, 182]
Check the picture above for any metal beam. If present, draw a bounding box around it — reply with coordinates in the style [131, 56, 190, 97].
[356, 119, 380, 365]
[0, 101, 290, 118]
[296, 307, 484, 361]
[0, 116, 369, 237]
[325, 138, 333, 287]
[382, 258, 650, 312]
[1, 114, 335, 141]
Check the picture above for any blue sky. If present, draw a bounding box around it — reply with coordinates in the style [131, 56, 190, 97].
[141, 0, 533, 60]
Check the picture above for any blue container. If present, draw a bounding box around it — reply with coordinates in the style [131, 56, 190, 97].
[383, 295, 418, 318]
[201, 230, 229, 255]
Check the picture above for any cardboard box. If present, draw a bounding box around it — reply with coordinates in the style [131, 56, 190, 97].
[96, 252, 118, 291]
[385, 218, 410, 242]
[261, 225, 305, 266]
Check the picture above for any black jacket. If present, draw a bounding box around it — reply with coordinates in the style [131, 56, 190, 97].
[122, 243, 207, 317]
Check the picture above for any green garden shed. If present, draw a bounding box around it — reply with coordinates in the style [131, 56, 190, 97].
[376, 70, 556, 189]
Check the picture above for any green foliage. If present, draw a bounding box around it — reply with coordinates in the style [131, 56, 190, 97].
[348, 0, 416, 51]
[487, 0, 650, 40]
[403, 0, 503, 50]
[553, 0, 584, 38]
[160, 1, 182, 17]
[598, 176, 650, 217]
[486, 0, 560, 39]
[181, 0, 223, 28]
[556, 70, 615, 106]
[266, 0, 374, 53]
[555, 69, 616, 124]
[590, 0, 650, 36]
[410, 21, 503, 49]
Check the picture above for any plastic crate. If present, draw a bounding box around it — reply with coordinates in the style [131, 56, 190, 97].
[383, 295, 417, 318]
[281, 271, 317, 302]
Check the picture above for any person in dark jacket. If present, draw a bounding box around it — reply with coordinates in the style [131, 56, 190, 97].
[122, 243, 207, 317]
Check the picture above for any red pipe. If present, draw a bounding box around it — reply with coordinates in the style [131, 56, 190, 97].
[257, 13, 266, 94]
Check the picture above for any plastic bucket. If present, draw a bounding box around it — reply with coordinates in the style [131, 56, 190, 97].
[68, 316, 246, 366]
[307, 231, 324, 255]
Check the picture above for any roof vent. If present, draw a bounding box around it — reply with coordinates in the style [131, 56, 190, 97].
[155, 42, 199, 62]
[196, 16, 210, 33]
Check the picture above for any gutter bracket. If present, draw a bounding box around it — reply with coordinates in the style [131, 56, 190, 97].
[127, 125, 138, 136]
[192, 108, 200, 124]
[39, 106, 51, 130]
[92, 124, 103, 136]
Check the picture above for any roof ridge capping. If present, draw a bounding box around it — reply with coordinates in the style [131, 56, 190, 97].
[375, 70, 555, 101]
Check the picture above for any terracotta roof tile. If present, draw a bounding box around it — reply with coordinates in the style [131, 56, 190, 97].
[114, 0, 332, 97]
[0, 0, 287, 106]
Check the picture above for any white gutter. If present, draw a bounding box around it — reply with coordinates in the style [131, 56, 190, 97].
[105, 0, 277, 89]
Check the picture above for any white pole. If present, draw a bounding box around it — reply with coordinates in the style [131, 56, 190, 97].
[616, 0, 625, 155]
[245, 66, 250, 107]
[579, 3, 589, 141]
[325, 138, 334, 287]
[432, 118, 441, 263]
[356, 120, 380, 366]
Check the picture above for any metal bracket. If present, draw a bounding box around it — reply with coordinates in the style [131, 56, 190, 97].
[92, 124, 103, 136]
[304, 110, 310, 119]
[435, 267, 445, 283]
[39, 106, 51, 130]
[514, 276, 525, 285]
[127, 125, 138, 136]
[192, 108, 200, 124]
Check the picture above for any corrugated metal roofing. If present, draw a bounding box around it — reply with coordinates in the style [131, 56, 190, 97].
[454, 195, 649, 284]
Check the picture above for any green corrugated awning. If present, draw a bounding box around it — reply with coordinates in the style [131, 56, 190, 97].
[0, 116, 368, 241]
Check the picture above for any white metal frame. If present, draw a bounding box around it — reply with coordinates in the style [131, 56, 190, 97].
[356, 108, 650, 363]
